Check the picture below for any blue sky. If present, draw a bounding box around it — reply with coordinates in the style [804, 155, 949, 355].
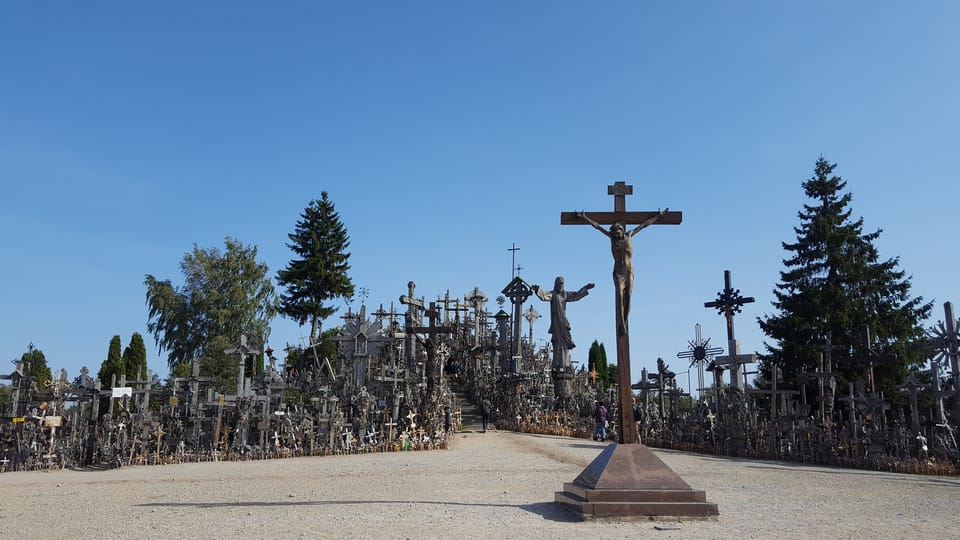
[2, 2, 957, 394]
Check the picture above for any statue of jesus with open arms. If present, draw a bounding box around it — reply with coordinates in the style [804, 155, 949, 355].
[531, 277, 594, 371]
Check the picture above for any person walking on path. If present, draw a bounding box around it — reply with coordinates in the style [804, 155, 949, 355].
[593, 400, 608, 441]
[481, 396, 492, 433]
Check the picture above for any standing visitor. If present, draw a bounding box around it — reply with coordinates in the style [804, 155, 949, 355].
[593, 400, 608, 441]
[481, 396, 492, 433]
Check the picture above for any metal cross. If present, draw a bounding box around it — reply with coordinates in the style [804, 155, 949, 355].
[508, 243, 520, 279]
[676, 323, 724, 402]
[704, 270, 755, 390]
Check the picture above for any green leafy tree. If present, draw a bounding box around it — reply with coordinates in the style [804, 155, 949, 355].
[283, 327, 340, 376]
[145, 237, 277, 390]
[758, 158, 931, 399]
[11, 345, 52, 406]
[123, 332, 148, 380]
[97, 335, 125, 387]
[21, 344, 52, 389]
[277, 192, 355, 343]
[0, 385, 11, 414]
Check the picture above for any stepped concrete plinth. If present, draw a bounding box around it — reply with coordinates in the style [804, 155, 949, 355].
[555, 443, 719, 521]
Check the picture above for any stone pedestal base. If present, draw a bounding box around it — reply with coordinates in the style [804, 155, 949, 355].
[555, 443, 719, 521]
[552, 368, 573, 409]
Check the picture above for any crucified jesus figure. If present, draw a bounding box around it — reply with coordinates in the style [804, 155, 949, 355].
[577, 209, 667, 334]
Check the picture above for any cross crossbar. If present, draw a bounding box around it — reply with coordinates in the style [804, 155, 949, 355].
[713, 353, 756, 366]
[561, 211, 682, 226]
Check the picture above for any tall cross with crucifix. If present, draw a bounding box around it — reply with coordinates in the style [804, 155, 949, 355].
[409, 302, 454, 399]
[561, 181, 682, 444]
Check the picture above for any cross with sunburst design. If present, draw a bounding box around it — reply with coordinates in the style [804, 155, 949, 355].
[676, 323, 724, 401]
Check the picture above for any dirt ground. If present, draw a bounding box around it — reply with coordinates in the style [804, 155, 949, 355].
[1, 430, 957, 539]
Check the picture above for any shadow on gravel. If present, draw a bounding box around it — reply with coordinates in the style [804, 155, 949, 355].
[743, 463, 960, 485]
[566, 443, 608, 450]
[518, 501, 581, 522]
[136, 498, 578, 519]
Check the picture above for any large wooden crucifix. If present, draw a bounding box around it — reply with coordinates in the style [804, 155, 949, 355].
[561, 181, 682, 444]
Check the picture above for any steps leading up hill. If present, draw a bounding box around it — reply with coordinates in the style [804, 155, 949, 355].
[447, 379, 491, 433]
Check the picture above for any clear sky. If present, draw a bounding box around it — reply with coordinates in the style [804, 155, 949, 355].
[2, 2, 957, 394]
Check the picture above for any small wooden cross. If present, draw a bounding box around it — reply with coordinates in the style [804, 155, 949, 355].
[399, 281, 425, 321]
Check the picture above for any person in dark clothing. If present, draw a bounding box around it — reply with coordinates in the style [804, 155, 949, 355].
[481, 397, 492, 432]
[593, 400, 608, 441]
[633, 399, 643, 443]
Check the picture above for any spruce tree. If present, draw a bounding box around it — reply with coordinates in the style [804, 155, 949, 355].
[758, 157, 931, 399]
[277, 192, 355, 343]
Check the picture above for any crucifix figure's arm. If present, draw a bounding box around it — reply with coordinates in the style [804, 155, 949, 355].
[628, 208, 668, 237]
[576, 211, 610, 237]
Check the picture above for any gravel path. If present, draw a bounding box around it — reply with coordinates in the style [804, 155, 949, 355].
[1, 430, 956, 539]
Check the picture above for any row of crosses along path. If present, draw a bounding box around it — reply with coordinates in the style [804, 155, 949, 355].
[555, 181, 718, 520]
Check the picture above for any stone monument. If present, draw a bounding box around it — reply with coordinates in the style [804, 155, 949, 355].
[532, 276, 594, 406]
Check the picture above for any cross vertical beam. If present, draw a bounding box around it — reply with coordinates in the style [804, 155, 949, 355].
[502, 277, 533, 367]
[508, 243, 520, 279]
[608, 181, 632, 212]
[561, 182, 681, 444]
[399, 281, 425, 373]
[944, 302, 960, 398]
[704, 270, 755, 390]
[224, 334, 258, 397]
[409, 302, 454, 403]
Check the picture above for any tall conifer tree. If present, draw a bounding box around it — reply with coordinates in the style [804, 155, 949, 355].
[277, 192, 355, 343]
[98, 335, 125, 386]
[123, 332, 148, 380]
[587, 340, 612, 388]
[758, 158, 931, 398]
